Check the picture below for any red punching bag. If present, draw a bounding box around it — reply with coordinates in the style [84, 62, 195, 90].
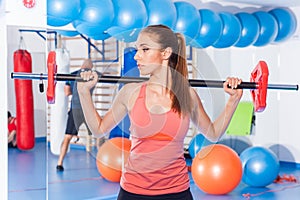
[14, 49, 35, 150]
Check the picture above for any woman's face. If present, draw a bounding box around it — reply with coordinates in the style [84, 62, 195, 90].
[8, 116, 12, 124]
[134, 32, 165, 76]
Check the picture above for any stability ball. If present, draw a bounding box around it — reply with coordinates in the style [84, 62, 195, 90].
[240, 146, 280, 187]
[87, 31, 111, 41]
[143, 0, 177, 29]
[213, 12, 242, 48]
[76, 0, 114, 26]
[191, 144, 242, 195]
[108, 0, 147, 42]
[269, 8, 297, 42]
[253, 11, 278, 47]
[56, 30, 79, 37]
[74, 22, 111, 40]
[174, 1, 201, 45]
[96, 137, 131, 182]
[47, 0, 80, 27]
[107, 27, 141, 43]
[74, 0, 114, 39]
[111, 0, 147, 29]
[235, 12, 260, 47]
[191, 9, 223, 48]
[189, 134, 208, 159]
[72, 18, 111, 40]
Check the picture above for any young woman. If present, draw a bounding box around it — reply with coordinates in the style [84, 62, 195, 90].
[8, 111, 17, 148]
[77, 25, 243, 200]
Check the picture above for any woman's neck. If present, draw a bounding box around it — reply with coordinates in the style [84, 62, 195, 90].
[148, 65, 172, 94]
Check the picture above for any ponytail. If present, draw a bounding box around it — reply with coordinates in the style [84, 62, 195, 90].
[141, 25, 192, 116]
[170, 33, 191, 116]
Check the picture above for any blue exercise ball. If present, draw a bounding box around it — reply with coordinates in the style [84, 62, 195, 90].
[189, 134, 205, 159]
[73, 21, 111, 40]
[74, 0, 114, 37]
[47, 0, 80, 27]
[110, 0, 147, 29]
[107, 27, 141, 43]
[88, 31, 111, 41]
[77, 0, 114, 26]
[188, 134, 213, 159]
[269, 8, 297, 42]
[217, 138, 252, 156]
[213, 12, 242, 48]
[56, 30, 79, 37]
[108, 0, 147, 42]
[191, 9, 223, 48]
[143, 0, 177, 29]
[234, 12, 260, 47]
[174, 1, 201, 45]
[240, 146, 280, 187]
[252, 11, 278, 47]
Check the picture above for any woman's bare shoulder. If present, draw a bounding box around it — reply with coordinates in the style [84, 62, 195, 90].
[189, 87, 198, 98]
[116, 82, 145, 108]
[123, 82, 144, 89]
[117, 82, 145, 100]
[120, 82, 144, 93]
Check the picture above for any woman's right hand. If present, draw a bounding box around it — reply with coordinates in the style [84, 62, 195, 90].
[77, 69, 99, 93]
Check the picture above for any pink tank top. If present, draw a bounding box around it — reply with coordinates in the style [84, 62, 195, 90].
[120, 84, 191, 195]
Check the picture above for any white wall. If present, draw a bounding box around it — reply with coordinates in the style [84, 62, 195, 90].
[5, 0, 46, 27]
[277, 41, 300, 162]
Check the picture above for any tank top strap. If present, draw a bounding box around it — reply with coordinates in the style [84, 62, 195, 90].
[138, 83, 147, 98]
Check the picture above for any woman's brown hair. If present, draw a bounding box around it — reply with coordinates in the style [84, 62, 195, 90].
[140, 24, 192, 116]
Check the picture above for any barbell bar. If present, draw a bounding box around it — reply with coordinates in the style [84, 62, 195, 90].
[11, 72, 298, 90]
[10, 50, 299, 112]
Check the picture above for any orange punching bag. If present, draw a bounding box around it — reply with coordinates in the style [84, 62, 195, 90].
[14, 49, 35, 150]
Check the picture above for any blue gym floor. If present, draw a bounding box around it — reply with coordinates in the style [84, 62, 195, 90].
[8, 138, 300, 200]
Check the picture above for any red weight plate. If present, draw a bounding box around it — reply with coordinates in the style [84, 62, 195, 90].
[46, 51, 57, 104]
[250, 61, 269, 112]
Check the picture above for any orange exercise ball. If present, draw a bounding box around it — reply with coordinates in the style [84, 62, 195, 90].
[96, 137, 131, 182]
[191, 144, 242, 195]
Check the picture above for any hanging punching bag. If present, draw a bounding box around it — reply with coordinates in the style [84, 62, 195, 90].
[50, 48, 70, 155]
[14, 49, 35, 150]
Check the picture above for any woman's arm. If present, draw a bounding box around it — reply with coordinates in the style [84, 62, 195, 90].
[64, 84, 72, 96]
[190, 77, 243, 142]
[8, 130, 16, 143]
[77, 70, 131, 138]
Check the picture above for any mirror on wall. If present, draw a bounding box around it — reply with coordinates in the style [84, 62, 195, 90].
[7, 25, 47, 199]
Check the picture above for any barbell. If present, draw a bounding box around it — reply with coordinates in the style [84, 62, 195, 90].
[11, 51, 298, 112]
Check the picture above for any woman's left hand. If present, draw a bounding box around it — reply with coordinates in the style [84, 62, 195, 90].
[77, 69, 99, 93]
[223, 77, 243, 100]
